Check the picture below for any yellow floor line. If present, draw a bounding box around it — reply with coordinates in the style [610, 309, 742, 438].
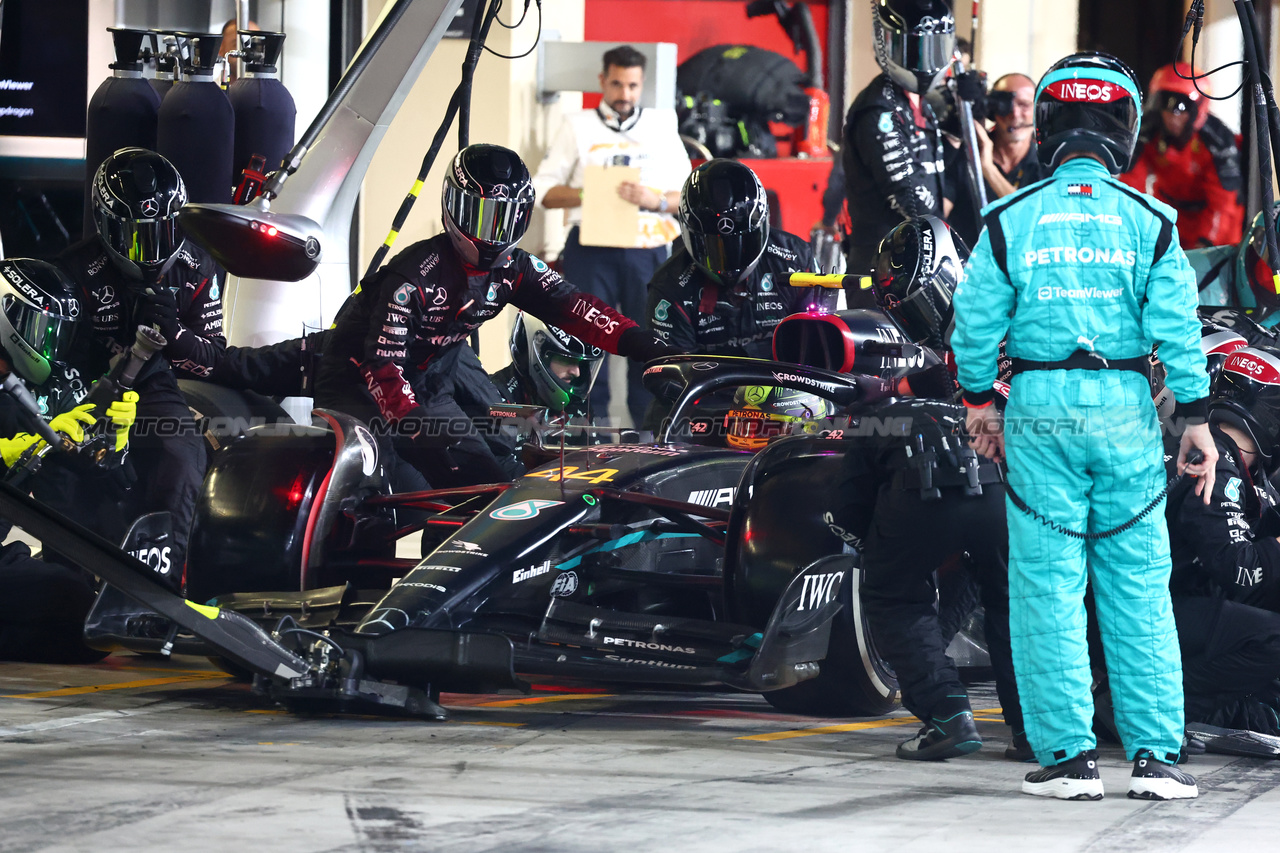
[738, 707, 1006, 742]
[2, 674, 227, 699]
[476, 693, 615, 707]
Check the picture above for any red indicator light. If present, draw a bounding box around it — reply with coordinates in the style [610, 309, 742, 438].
[267, 226, 278, 237]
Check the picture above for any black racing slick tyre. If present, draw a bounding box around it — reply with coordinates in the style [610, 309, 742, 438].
[763, 560, 900, 717]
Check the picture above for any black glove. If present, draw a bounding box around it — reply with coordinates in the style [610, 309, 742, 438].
[954, 70, 987, 104]
[900, 363, 957, 399]
[618, 326, 685, 363]
[140, 288, 181, 342]
[400, 405, 462, 451]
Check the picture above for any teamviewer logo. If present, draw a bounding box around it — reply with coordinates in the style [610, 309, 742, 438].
[1038, 287, 1053, 300]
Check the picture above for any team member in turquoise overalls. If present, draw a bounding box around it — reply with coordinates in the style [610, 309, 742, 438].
[952, 53, 1218, 801]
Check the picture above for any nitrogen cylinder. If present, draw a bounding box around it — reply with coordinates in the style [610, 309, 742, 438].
[157, 33, 234, 205]
[226, 32, 295, 182]
[84, 28, 162, 236]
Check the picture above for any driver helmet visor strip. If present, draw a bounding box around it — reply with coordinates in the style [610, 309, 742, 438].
[692, 227, 767, 283]
[2, 295, 77, 364]
[443, 184, 532, 248]
[884, 262, 957, 344]
[98, 207, 183, 269]
[879, 20, 955, 76]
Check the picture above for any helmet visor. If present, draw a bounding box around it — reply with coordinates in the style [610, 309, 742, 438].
[882, 264, 956, 344]
[3, 295, 77, 364]
[688, 227, 768, 283]
[99, 210, 182, 270]
[536, 344, 603, 411]
[443, 184, 532, 248]
[884, 28, 954, 76]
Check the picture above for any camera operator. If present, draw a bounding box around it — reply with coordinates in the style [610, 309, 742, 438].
[943, 74, 1042, 248]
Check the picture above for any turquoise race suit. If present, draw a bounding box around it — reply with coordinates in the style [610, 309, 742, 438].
[952, 156, 1210, 767]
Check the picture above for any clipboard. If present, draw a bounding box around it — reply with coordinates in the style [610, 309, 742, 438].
[579, 164, 641, 248]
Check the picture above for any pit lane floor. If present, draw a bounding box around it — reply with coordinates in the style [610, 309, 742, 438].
[2, 657, 1279, 853]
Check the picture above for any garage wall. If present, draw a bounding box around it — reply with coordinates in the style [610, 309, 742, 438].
[358, 0, 584, 369]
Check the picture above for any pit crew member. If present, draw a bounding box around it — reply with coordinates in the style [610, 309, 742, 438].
[55, 148, 224, 571]
[952, 52, 1215, 801]
[314, 143, 678, 491]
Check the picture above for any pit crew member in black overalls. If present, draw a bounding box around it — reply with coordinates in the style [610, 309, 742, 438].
[646, 158, 832, 359]
[826, 397, 1024, 760]
[0, 259, 134, 661]
[314, 143, 678, 492]
[843, 0, 952, 299]
[1162, 346, 1280, 733]
[55, 148, 223, 575]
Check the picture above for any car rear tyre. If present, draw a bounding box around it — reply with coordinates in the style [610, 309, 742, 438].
[763, 559, 899, 716]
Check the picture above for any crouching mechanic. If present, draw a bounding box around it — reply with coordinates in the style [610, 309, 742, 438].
[0, 259, 135, 662]
[1189, 206, 1280, 328]
[55, 148, 225, 575]
[826, 398, 1026, 760]
[1164, 345, 1280, 733]
[315, 143, 679, 491]
[952, 52, 1216, 801]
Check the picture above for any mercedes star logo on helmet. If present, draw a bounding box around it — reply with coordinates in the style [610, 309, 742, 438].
[491, 184, 509, 199]
[717, 217, 735, 234]
[140, 198, 160, 217]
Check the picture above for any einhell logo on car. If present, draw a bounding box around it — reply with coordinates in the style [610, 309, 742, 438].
[687, 487, 736, 508]
[1044, 79, 1118, 103]
[796, 571, 844, 611]
[513, 560, 552, 584]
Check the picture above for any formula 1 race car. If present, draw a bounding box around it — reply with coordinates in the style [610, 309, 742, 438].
[64, 331, 928, 720]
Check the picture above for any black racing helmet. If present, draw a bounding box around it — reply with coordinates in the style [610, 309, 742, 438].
[1211, 345, 1280, 464]
[679, 159, 770, 290]
[509, 312, 604, 413]
[442, 144, 536, 270]
[1035, 52, 1142, 174]
[92, 148, 188, 281]
[870, 215, 968, 349]
[872, 0, 957, 95]
[0, 259, 81, 385]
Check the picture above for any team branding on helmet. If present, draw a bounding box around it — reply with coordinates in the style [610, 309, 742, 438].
[1225, 350, 1280, 384]
[1038, 212, 1120, 225]
[1203, 330, 1248, 356]
[1042, 79, 1123, 103]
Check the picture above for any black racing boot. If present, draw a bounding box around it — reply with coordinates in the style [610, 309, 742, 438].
[1128, 750, 1199, 800]
[1022, 749, 1104, 800]
[896, 697, 982, 761]
[1005, 729, 1035, 762]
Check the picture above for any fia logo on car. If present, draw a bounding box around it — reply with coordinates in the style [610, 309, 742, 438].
[796, 571, 844, 611]
[551, 571, 578, 597]
[490, 499, 564, 520]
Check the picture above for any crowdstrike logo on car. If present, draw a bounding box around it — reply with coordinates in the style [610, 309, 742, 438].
[1025, 247, 1136, 268]
[603, 637, 695, 654]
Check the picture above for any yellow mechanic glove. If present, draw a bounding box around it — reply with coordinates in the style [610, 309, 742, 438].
[106, 391, 139, 452]
[48, 403, 98, 443]
[0, 433, 43, 468]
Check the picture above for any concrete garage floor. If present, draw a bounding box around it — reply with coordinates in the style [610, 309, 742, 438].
[2, 657, 1280, 852]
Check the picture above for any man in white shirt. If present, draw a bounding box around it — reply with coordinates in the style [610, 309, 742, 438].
[533, 45, 692, 427]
